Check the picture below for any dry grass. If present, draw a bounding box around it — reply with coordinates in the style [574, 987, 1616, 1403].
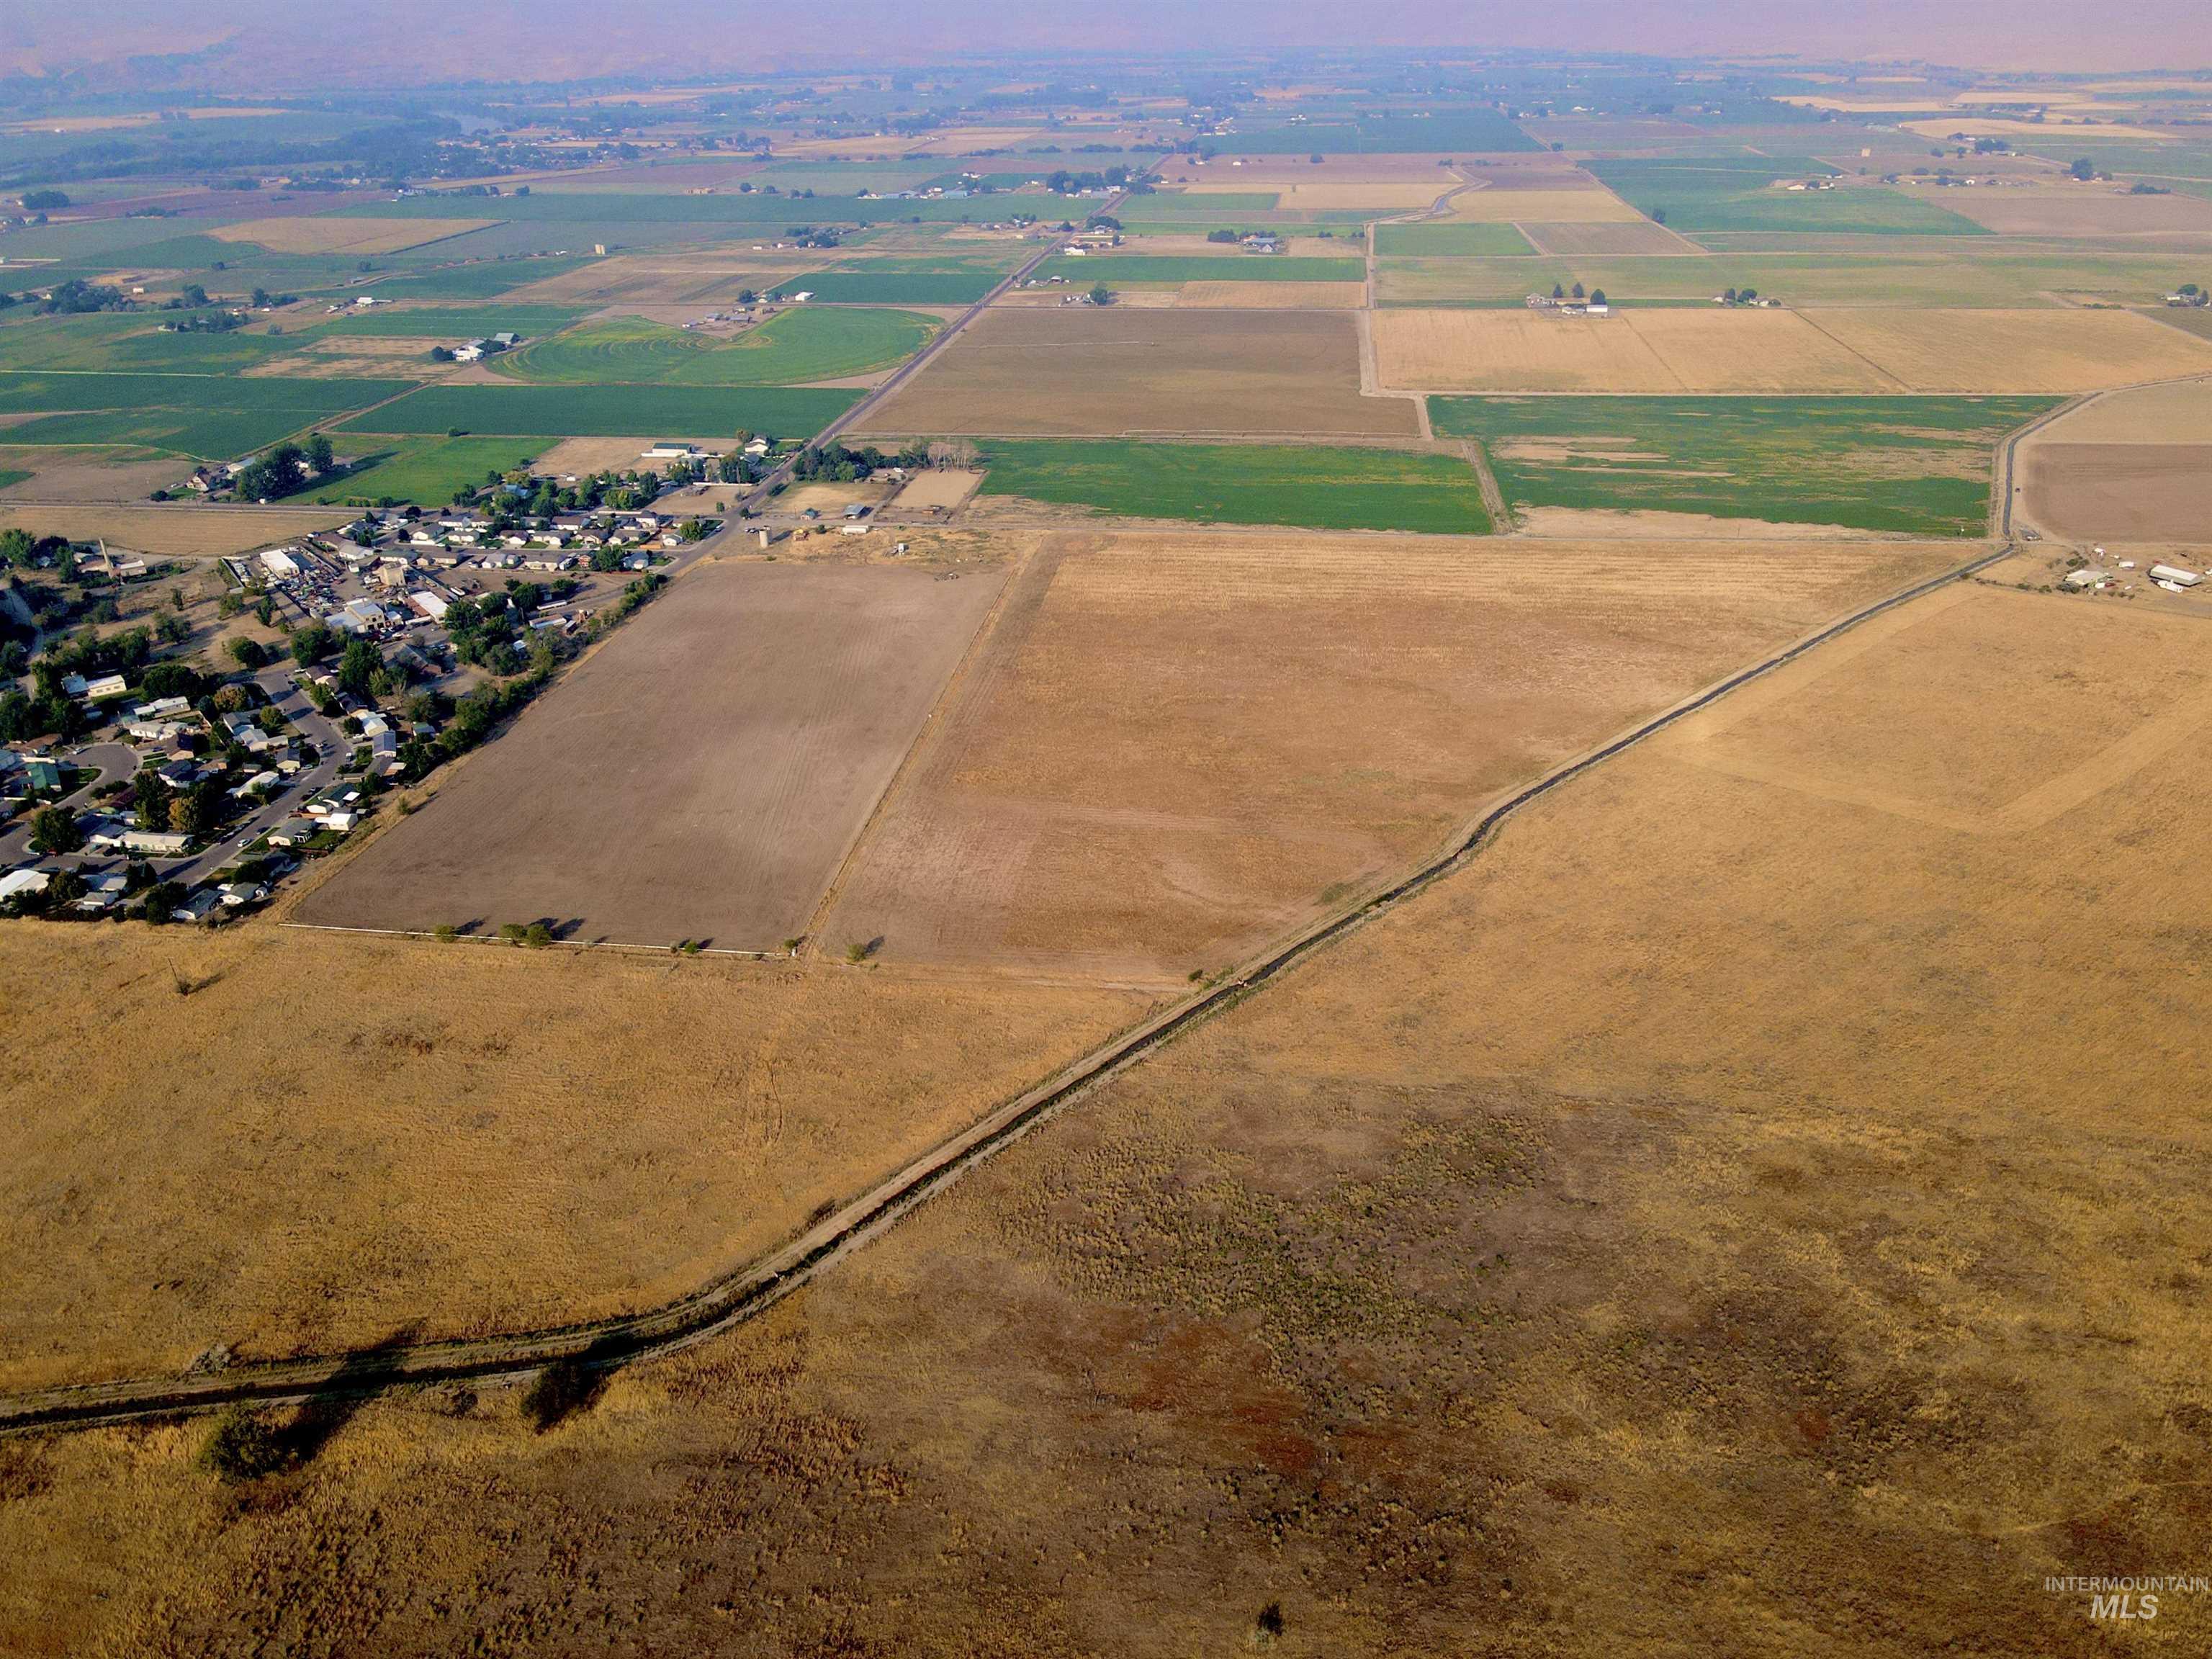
[209, 217, 497, 255]
[17, 585, 2212, 1658]
[822, 529, 1968, 982]
[0, 503, 351, 556]
[890, 468, 985, 511]
[506, 254, 818, 305]
[0, 917, 1146, 1393]
[2026, 376, 2212, 444]
[852, 307, 1418, 438]
[0, 449, 192, 505]
[296, 552, 1009, 948]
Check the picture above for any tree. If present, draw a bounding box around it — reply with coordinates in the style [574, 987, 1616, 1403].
[20, 189, 69, 211]
[304, 433, 336, 477]
[28, 804, 80, 855]
[336, 636, 382, 699]
[2070, 157, 2096, 181]
[1651, 206, 1667, 225]
[228, 637, 268, 670]
[289, 622, 336, 666]
[1089, 282, 1112, 307]
[1588, 287, 1607, 307]
[1570, 281, 1586, 300]
[235, 442, 307, 501]
[134, 769, 171, 830]
[1551, 282, 1565, 300]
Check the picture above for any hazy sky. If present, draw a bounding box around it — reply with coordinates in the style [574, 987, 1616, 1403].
[8, 0, 2211, 82]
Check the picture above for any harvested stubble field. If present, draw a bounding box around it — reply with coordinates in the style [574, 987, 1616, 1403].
[820, 529, 1966, 982]
[22, 586, 2212, 1658]
[0, 920, 1146, 1394]
[851, 307, 1419, 438]
[1517, 220, 1694, 256]
[0, 502, 352, 554]
[0, 446, 183, 503]
[207, 216, 499, 255]
[1377, 305, 2212, 394]
[296, 554, 1007, 949]
[1442, 186, 1645, 223]
[1804, 306, 2212, 392]
[1373, 306, 1897, 393]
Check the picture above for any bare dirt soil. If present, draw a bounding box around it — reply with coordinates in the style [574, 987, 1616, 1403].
[1907, 185, 2212, 236]
[19, 585, 2211, 1659]
[0, 448, 195, 505]
[821, 528, 1969, 982]
[2020, 440, 2212, 542]
[890, 468, 984, 511]
[295, 552, 1008, 948]
[850, 307, 1419, 438]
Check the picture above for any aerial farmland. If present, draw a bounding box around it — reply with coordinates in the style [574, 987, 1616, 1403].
[2, 31, 2211, 1658]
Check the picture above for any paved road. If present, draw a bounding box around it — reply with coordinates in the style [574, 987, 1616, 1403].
[3, 668, 344, 888]
[0, 539, 2018, 1437]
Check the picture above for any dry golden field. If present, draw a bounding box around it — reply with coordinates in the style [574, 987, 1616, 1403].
[1805, 307, 2212, 392]
[2024, 376, 2212, 443]
[296, 554, 1009, 948]
[821, 529, 1969, 982]
[851, 307, 1419, 438]
[14, 584, 2211, 1657]
[889, 467, 984, 511]
[0, 503, 351, 555]
[1183, 178, 1449, 212]
[1375, 306, 2212, 393]
[0, 918, 1147, 1394]
[1373, 306, 1897, 393]
[1443, 185, 1645, 223]
[209, 217, 497, 255]
[505, 253, 819, 305]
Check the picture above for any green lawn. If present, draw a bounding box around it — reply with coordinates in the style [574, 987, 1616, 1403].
[307, 436, 546, 505]
[1431, 395, 2058, 535]
[1588, 161, 1988, 238]
[1038, 255, 1367, 284]
[978, 441, 1493, 535]
[1373, 223, 1537, 257]
[339, 383, 857, 441]
[493, 307, 936, 387]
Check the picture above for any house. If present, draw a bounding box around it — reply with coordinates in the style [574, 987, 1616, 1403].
[408, 590, 450, 622]
[134, 696, 189, 721]
[220, 881, 267, 908]
[84, 673, 129, 701]
[259, 548, 300, 579]
[453, 341, 486, 363]
[173, 889, 222, 923]
[24, 756, 64, 791]
[0, 868, 51, 903]
[121, 829, 193, 856]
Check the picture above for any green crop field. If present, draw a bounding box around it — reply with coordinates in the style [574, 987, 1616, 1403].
[0, 369, 408, 458]
[339, 192, 1063, 226]
[1038, 254, 1367, 284]
[363, 256, 595, 300]
[0, 313, 305, 374]
[308, 435, 545, 505]
[312, 304, 590, 339]
[978, 440, 1493, 535]
[790, 261, 1009, 303]
[0, 468, 30, 492]
[339, 382, 858, 441]
[493, 307, 935, 387]
[1373, 222, 1538, 257]
[1431, 395, 2058, 534]
[1588, 161, 1987, 238]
